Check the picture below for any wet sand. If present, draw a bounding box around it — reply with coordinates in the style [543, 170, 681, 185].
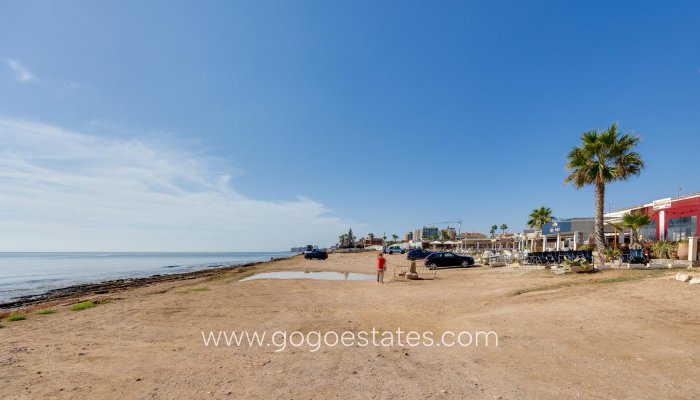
[1, 252, 698, 399]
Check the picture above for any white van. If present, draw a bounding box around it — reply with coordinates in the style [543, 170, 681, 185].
[384, 244, 405, 255]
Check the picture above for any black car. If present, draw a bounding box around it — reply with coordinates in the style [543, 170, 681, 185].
[406, 248, 432, 260]
[424, 252, 474, 269]
[304, 249, 328, 260]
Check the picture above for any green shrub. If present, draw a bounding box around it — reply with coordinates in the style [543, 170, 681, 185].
[36, 308, 55, 315]
[561, 257, 590, 267]
[670, 242, 679, 260]
[70, 301, 96, 312]
[651, 241, 673, 259]
[7, 313, 27, 321]
[602, 248, 621, 262]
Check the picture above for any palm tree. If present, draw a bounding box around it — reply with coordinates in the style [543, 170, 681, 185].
[605, 221, 625, 250]
[500, 224, 508, 236]
[528, 207, 552, 231]
[528, 207, 553, 251]
[391, 234, 399, 244]
[565, 123, 644, 255]
[622, 212, 651, 245]
[490, 225, 497, 238]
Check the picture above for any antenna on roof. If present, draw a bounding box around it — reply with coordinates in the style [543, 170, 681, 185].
[677, 185, 683, 198]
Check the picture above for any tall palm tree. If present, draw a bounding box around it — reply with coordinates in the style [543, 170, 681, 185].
[391, 234, 399, 244]
[528, 207, 553, 251]
[500, 224, 508, 236]
[622, 212, 651, 245]
[565, 123, 644, 255]
[490, 225, 498, 238]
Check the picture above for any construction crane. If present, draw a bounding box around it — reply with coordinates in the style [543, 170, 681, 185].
[428, 219, 463, 235]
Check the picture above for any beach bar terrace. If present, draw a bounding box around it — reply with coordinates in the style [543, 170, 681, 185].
[458, 234, 525, 252]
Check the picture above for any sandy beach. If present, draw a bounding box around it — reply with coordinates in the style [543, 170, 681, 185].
[1, 251, 699, 399]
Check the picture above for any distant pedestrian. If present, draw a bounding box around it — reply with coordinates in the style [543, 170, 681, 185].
[377, 253, 386, 284]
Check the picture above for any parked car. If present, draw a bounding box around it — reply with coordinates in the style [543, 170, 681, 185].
[304, 249, 328, 260]
[384, 245, 406, 255]
[406, 248, 432, 260]
[424, 252, 474, 269]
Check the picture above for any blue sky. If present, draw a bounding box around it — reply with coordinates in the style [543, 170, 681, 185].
[1, 1, 699, 251]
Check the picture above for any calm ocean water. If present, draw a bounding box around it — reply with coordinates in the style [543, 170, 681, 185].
[0, 252, 295, 304]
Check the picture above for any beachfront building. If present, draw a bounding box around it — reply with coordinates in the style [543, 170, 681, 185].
[605, 192, 700, 242]
[413, 226, 439, 241]
[457, 232, 527, 252]
[458, 236, 505, 251]
[456, 232, 487, 249]
[404, 232, 413, 242]
[444, 226, 457, 240]
[457, 232, 487, 240]
[537, 218, 603, 251]
[363, 237, 385, 247]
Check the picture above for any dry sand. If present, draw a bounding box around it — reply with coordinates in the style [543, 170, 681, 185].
[1, 252, 699, 399]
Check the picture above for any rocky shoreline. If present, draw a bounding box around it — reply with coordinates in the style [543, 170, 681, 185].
[0, 256, 293, 310]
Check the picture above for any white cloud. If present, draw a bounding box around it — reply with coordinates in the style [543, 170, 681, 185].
[0, 118, 359, 251]
[7, 59, 37, 82]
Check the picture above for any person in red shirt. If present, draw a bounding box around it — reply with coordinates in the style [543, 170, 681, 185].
[377, 253, 386, 284]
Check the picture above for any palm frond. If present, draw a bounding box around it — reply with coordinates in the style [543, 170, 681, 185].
[565, 123, 643, 187]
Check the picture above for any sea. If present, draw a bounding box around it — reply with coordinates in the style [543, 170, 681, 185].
[0, 252, 295, 304]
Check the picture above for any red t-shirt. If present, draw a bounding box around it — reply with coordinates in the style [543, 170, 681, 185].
[377, 257, 386, 270]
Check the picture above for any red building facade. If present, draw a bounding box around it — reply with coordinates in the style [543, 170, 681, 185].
[606, 193, 700, 242]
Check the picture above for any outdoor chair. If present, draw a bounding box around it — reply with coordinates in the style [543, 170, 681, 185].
[545, 252, 557, 264]
[620, 249, 631, 263]
[557, 251, 571, 263]
[527, 252, 540, 264]
[537, 252, 548, 265]
[581, 250, 593, 264]
[628, 248, 646, 264]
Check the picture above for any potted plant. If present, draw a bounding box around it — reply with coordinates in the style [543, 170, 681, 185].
[562, 257, 593, 273]
[670, 242, 680, 260]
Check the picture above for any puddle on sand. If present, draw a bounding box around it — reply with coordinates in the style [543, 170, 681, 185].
[240, 271, 375, 282]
